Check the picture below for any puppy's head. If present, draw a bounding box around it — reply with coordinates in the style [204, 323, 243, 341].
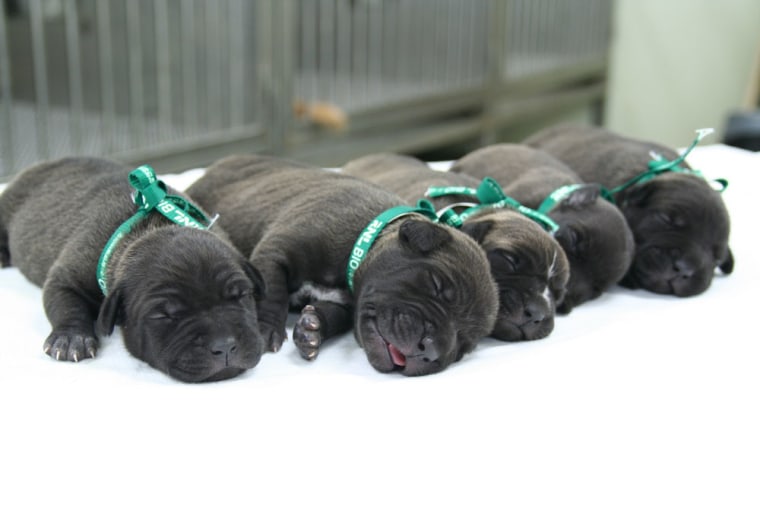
[546, 185, 635, 313]
[460, 210, 569, 341]
[617, 174, 732, 296]
[97, 227, 266, 383]
[353, 218, 498, 376]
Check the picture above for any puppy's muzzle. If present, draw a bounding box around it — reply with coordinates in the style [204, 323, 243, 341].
[210, 336, 241, 367]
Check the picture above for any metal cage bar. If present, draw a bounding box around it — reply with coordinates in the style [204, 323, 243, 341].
[1, 0, 612, 179]
[0, 1, 14, 177]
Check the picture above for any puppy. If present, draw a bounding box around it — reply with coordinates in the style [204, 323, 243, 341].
[451, 144, 635, 313]
[525, 124, 733, 296]
[0, 157, 266, 382]
[186, 154, 499, 376]
[342, 153, 569, 341]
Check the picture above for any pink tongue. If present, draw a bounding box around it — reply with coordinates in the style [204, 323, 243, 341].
[387, 344, 407, 367]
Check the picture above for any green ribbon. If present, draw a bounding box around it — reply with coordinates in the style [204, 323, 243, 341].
[426, 177, 559, 233]
[346, 199, 440, 292]
[536, 183, 588, 214]
[602, 128, 728, 202]
[96, 165, 213, 295]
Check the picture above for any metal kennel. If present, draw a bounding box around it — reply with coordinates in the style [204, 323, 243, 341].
[0, 0, 613, 180]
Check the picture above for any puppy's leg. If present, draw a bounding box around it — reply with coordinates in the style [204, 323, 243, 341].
[250, 256, 291, 353]
[41, 271, 99, 362]
[293, 301, 353, 361]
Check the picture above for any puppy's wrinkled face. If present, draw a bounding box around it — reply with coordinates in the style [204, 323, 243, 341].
[551, 200, 635, 314]
[97, 230, 266, 383]
[354, 219, 498, 376]
[619, 175, 733, 296]
[461, 212, 569, 341]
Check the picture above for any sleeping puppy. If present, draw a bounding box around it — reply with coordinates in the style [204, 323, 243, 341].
[451, 144, 635, 313]
[525, 124, 733, 296]
[186, 154, 499, 376]
[0, 157, 266, 382]
[342, 152, 569, 341]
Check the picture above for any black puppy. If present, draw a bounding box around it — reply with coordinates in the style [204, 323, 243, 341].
[451, 144, 635, 313]
[186, 154, 499, 376]
[0, 157, 266, 382]
[343, 152, 569, 341]
[525, 124, 733, 296]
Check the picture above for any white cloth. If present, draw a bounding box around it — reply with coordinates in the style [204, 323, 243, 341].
[1, 145, 758, 513]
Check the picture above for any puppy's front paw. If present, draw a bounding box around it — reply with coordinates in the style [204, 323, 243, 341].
[260, 323, 287, 353]
[293, 305, 322, 361]
[43, 331, 98, 362]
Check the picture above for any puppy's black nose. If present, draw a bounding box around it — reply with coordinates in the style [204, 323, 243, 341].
[210, 336, 238, 364]
[523, 302, 547, 325]
[673, 258, 695, 280]
[415, 336, 440, 362]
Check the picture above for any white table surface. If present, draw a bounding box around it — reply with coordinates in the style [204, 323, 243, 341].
[1, 145, 758, 513]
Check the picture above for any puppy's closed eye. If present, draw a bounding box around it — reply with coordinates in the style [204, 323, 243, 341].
[655, 211, 687, 229]
[487, 249, 520, 274]
[224, 282, 254, 302]
[428, 271, 455, 303]
[148, 301, 186, 322]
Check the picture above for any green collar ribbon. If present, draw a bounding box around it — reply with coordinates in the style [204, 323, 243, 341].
[536, 184, 587, 215]
[346, 199, 440, 292]
[96, 165, 213, 295]
[426, 177, 559, 233]
[602, 128, 728, 202]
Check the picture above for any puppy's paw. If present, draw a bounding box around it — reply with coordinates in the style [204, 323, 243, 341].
[293, 305, 322, 361]
[260, 324, 287, 353]
[43, 331, 98, 362]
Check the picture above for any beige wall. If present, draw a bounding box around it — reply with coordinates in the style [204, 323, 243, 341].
[605, 0, 760, 147]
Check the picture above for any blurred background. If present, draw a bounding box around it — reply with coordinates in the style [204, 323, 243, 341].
[1, 0, 758, 181]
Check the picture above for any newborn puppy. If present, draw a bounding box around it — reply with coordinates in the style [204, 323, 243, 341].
[525, 124, 733, 296]
[0, 157, 266, 382]
[451, 144, 635, 313]
[343, 152, 569, 341]
[186, 154, 499, 376]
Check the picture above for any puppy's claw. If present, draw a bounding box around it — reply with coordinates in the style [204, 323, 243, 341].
[88, 348, 96, 359]
[300, 305, 320, 331]
[293, 305, 323, 361]
[55, 349, 62, 361]
[72, 352, 79, 363]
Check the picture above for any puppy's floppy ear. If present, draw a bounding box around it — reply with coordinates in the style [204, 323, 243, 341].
[398, 219, 451, 255]
[96, 284, 125, 336]
[241, 259, 266, 300]
[562, 184, 600, 208]
[719, 247, 734, 275]
[461, 219, 494, 244]
[620, 182, 654, 208]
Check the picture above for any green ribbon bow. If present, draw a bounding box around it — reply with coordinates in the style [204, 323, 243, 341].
[426, 177, 559, 233]
[602, 128, 728, 202]
[96, 165, 213, 295]
[346, 199, 440, 292]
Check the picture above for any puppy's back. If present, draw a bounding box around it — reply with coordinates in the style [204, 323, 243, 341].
[451, 143, 581, 208]
[524, 124, 682, 186]
[1, 157, 127, 224]
[1, 157, 134, 284]
[188, 154, 405, 258]
[343, 153, 480, 204]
